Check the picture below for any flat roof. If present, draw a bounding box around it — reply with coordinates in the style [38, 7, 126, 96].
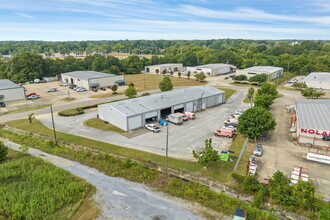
[296, 99, 330, 130]
[99, 86, 225, 117]
[244, 66, 283, 73]
[0, 79, 21, 90]
[191, 64, 236, 69]
[146, 63, 182, 67]
[61, 71, 117, 80]
[303, 72, 330, 83]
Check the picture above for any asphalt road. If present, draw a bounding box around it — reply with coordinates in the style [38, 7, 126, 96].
[2, 138, 204, 220]
[37, 91, 249, 159]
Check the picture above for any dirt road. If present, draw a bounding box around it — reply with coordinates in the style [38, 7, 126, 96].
[2, 138, 204, 220]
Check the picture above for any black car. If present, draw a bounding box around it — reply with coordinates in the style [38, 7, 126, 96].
[224, 77, 229, 80]
[100, 87, 106, 91]
[69, 85, 77, 89]
[0, 102, 6, 108]
[224, 123, 237, 127]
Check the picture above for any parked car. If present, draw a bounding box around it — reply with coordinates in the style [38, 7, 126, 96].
[253, 144, 263, 156]
[214, 128, 234, 138]
[225, 123, 238, 127]
[223, 125, 236, 131]
[229, 75, 236, 78]
[47, 88, 57, 92]
[166, 114, 183, 125]
[69, 85, 77, 89]
[73, 87, 81, 91]
[176, 112, 188, 121]
[92, 88, 98, 92]
[224, 118, 238, 124]
[27, 94, 40, 99]
[76, 87, 87, 92]
[0, 102, 6, 108]
[59, 82, 69, 86]
[145, 124, 160, 133]
[184, 112, 195, 119]
[287, 79, 298, 84]
[235, 109, 244, 114]
[100, 87, 106, 91]
[224, 77, 229, 80]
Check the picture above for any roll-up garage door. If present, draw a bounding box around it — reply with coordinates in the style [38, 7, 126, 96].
[186, 102, 193, 112]
[128, 115, 142, 130]
[173, 104, 184, 110]
[145, 111, 157, 119]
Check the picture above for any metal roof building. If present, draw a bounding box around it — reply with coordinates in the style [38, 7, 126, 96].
[236, 66, 283, 81]
[145, 63, 183, 74]
[61, 71, 124, 89]
[0, 79, 25, 102]
[186, 63, 236, 77]
[302, 72, 330, 89]
[98, 86, 225, 131]
[296, 99, 330, 146]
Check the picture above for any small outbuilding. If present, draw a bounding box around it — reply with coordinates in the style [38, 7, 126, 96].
[0, 79, 25, 102]
[236, 66, 283, 81]
[186, 64, 236, 77]
[98, 86, 225, 131]
[61, 71, 124, 89]
[302, 72, 330, 89]
[145, 64, 183, 74]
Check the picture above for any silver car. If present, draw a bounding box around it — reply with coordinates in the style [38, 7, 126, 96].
[253, 144, 263, 156]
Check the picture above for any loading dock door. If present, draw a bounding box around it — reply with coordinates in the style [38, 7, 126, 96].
[186, 102, 193, 112]
[174, 108, 184, 113]
[145, 111, 158, 123]
[160, 107, 171, 119]
[197, 98, 202, 110]
[128, 115, 142, 130]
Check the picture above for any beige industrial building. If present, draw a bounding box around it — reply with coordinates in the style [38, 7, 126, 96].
[61, 71, 124, 89]
[302, 72, 330, 90]
[186, 64, 236, 77]
[236, 66, 283, 81]
[145, 64, 183, 74]
[0, 79, 25, 102]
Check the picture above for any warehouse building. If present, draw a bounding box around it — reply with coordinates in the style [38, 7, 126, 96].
[61, 71, 124, 89]
[98, 86, 225, 131]
[145, 63, 183, 74]
[186, 64, 236, 77]
[236, 66, 283, 81]
[302, 72, 330, 90]
[295, 99, 330, 147]
[0, 79, 25, 102]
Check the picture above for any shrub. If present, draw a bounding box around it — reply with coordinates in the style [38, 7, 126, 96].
[58, 108, 84, 117]
[0, 141, 8, 162]
[141, 92, 150, 96]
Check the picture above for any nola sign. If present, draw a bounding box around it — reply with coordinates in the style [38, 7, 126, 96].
[301, 128, 330, 136]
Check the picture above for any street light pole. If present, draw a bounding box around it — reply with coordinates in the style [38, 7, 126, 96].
[50, 105, 57, 144]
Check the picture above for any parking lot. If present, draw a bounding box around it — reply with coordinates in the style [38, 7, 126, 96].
[37, 90, 248, 159]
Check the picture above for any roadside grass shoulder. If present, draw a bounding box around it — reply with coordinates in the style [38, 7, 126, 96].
[218, 88, 236, 100]
[0, 128, 277, 220]
[90, 92, 123, 98]
[0, 149, 94, 219]
[1, 104, 51, 115]
[83, 118, 125, 133]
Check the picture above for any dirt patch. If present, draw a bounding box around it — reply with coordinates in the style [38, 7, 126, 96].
[72, 188, 100, 220]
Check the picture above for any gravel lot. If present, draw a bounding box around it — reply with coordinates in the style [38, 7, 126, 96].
[38, 91, 249, 159]
[2, 138, 204, 219]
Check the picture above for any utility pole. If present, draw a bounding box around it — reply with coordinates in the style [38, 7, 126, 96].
[144, 72, 146, 90]
[67, 90, 71, 100]
[165, 126, 169, 177]
[50, 106, 57, 144]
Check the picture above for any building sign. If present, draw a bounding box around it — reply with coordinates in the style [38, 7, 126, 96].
[301, 128, 330, 136]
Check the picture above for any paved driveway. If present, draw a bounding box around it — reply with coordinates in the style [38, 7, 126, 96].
[38, 91, 249, 159]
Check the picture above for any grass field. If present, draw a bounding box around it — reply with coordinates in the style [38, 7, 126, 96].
[0, 149, 95, 219]
[1, 104, 51, 115]
[218, 88, 236, 100]
[83, 118, 125, 133]
[125, 74, 206, 91]
[5, 119, 242, 183]
[90, 92, 123, 98]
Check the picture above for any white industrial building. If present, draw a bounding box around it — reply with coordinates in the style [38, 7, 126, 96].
[295, 99, 330, 147]
[236, 66, 283, 81]
[0, 79, 25, 102]
[186, 64, 236, 77]
[302, 72, 330, 90]
[145, 64, 183, 74]
[98, 86, 225, 131]
[61, 71, 124, 89]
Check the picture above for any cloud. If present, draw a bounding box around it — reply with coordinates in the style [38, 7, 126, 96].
[14, 12, 34, 19]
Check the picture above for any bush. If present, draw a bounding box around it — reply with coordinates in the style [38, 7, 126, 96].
[141, 92, 150, 96]
[58, 108, 84, 117]
[0, 141, 8, 163]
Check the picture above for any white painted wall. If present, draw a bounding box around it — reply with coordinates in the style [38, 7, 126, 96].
[98, 106, 127, 131]
[0, 87, 25, 102]
[128, 115, 142, 130]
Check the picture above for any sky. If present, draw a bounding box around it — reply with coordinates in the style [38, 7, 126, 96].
[0, 0, 330, 41]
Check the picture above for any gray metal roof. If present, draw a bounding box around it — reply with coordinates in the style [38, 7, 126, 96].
[0, 79, 20, 90]
[99, 86, 225, 117]
[244, 66, 283, 73]
[146, 63, 182, 67]
[303, 72, 330, 83]
[192, 64, 236, 69]
[296, 99, 330, 130]
[61, 71, 117, 80]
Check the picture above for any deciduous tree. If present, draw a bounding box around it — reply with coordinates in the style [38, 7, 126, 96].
[0, 141, 8, 163]
[159, 76, 173, 92]
[111, 84, 118, 94]
[192, 138, 219, 167]
[125, 85, 137, 98]
[254, 94, 274, 109]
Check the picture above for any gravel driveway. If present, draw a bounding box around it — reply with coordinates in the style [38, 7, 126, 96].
[2, 138, 204, 220]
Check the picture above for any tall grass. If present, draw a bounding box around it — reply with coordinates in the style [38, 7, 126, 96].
[0, 150, 92, 219]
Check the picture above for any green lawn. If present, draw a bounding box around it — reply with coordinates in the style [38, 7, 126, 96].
[125, 74, 206, 91]
[83, 118, 125, 133]
[2, 104, 51, 115]
[218, 88, 236, 100]
[90, 92, 123, 98]
[5, 119, 237, 183]
[0, 149, 94, 219]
